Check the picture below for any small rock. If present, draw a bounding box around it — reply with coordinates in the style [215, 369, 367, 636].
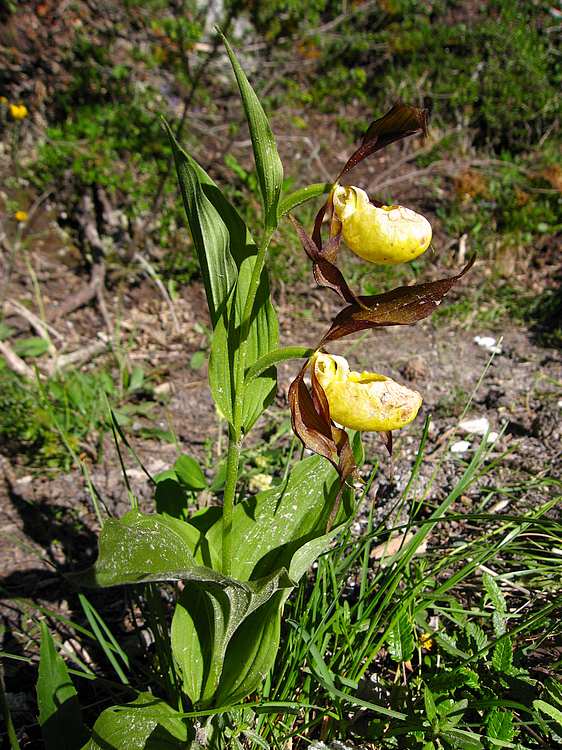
[459, 416, 490, 435]
[154, 382, 172, 397]
[474, 335, 502, 354]
[450, 440, 471, 453]
[401, 355, 428, 381]
[487, 431, 499, 443]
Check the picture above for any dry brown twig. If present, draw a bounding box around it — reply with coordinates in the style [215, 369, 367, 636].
[0, 341, 34, 379]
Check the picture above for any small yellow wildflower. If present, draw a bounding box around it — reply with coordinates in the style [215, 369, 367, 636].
[313, 352, 422, 432]
[420, 632, 434, 651]
[9, 103, 28, 120]
[248, 473, 273, 493]
[332, 184, 432, 264]
[15, 210, 28, 222]
[0, 96, 8, 105]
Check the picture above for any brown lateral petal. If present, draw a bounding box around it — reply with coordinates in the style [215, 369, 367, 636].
[289, 362, 357, 484]
[311, 364, 356, 480]
[321, 257, 475, 344]
[337, 103, 429, 182]
[312, 200, 328, 251]
[289, 213, 357, 305]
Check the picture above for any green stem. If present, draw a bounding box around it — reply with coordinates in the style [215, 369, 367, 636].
[221, 428, 240, 577]
[221, 228, 274, 576]
[245, 346, 314, 382]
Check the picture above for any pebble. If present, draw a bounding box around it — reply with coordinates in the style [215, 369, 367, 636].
[487, 431, 499, 443]
[474, 335, 502, 354]
[450, 440, 471, 453]
[458, 416, 490, 435]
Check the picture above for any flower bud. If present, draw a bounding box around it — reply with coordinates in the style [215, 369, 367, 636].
[332, 185, 431, 264]
[313, 352, 422, 432]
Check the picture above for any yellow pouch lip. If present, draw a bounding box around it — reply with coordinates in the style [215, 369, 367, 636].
[331, 184, 432, 265]
[348, 370, 387, 384]
[313, 352, 422, 433]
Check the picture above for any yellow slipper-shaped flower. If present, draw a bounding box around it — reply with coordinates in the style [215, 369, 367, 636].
[313, 352, 422, 432]
[332, 184, 432, 264]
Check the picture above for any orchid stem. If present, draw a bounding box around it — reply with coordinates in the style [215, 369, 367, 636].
[221, 228, 274, 576]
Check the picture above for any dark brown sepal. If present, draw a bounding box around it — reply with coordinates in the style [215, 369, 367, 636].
[321, 257, 476, 344]
[337, 103, 429, 182]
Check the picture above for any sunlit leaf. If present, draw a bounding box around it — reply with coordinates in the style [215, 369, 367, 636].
[171, 572, 290, 707]
[165, 121, 237, 326]
[387, 610, 414, 663]
[486, 708, 515, 742]
[215, 591, 285, 707]
[174, 454, 207, 490]
[82, 694, 190, 750]
[221, 33, 283, 229]
[492, 636, 513, 674]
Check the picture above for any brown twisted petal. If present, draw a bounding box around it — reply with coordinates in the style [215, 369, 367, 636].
[321, 257, 476, 344]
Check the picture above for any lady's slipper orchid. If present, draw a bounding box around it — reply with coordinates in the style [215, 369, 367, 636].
[313, 352, 422, 432]
[332, 184, 432, 264]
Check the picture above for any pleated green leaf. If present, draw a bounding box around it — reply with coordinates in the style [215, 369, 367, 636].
[215, 591, 286, 707]
[206, 454, 351, 581]
[165, 122, 237, 327]
[171, 572, 290, 707]
[221, 33, 283, 229]
[166, 122, 278, 431]
[209, 252, 278, 432]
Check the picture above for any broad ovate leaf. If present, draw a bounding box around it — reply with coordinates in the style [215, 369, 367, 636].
[171, 570, 290, 707]
[82, 693, 190, 750]
[206, 454, 354, 582]
[215, 591, 286, 707]
[70, 511, 218, 587]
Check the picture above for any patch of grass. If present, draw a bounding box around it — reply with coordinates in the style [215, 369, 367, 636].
[433, 385, 471, 419]
[287, 0, 560, 153]
[261, 433, 562, 747]
[0, 363, 165, 471]
[435, 152, 561, 257]
[432, 279, 562, 347]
